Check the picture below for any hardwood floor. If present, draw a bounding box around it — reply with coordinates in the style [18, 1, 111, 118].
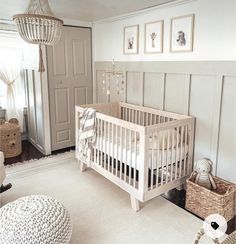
[3, 141, 235, 235]
[4, 140, 75, 165]
[4, 140, 44, 165]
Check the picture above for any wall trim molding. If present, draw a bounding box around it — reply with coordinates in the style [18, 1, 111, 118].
[94, 0, 197, 24]
[95, 61, 236, 76]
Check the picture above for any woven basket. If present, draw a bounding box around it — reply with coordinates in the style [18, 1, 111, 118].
[185, 175, 236, 221]
[0, 122, 22, 158]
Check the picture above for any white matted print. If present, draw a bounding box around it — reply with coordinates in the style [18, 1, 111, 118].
[145, 20, 163, 53]
[123, 25, 139, 54]
[170, 14, 194, 52]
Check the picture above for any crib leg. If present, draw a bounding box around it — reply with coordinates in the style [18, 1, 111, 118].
[79, 161, 87, 172]
[130, 195, 140, 212]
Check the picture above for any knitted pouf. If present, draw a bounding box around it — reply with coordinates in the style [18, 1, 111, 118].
[0, 195, 72, 244]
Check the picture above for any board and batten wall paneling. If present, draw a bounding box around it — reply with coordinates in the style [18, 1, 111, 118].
[143, 72, 165, 109]
[94, 61, 236, 183]
[189, 75, 217, 162]
[96, 70, 108, 103]
[126, 72, 143, 105]
[217, 76, 236, 183]
[25, 70, 45, 153]
[164, 74, 190, 115]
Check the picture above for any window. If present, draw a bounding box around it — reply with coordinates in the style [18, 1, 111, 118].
[0, 31, 26, 127]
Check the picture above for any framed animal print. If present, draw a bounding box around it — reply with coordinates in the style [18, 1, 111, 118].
[170, 14, 194, 52]
[123, 25, 139, 54]
[145, 20, 163, 53]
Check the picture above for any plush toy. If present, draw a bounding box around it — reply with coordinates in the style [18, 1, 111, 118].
[193, 158, 217, 190]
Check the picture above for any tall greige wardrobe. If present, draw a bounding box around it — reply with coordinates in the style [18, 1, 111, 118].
[26, 26, 93, 154]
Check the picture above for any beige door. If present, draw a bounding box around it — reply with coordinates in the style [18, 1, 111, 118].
[47, 26, 92, 151]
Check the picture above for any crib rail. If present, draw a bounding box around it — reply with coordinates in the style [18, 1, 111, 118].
[79, 102, 119, 118]
[119, 102, 190, 123]
[76, 103, 195, 204]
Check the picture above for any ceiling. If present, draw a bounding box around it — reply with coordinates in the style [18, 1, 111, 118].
[0, 0, 177, 22]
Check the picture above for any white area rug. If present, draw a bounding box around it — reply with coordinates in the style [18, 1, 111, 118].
[0, 152, 214, 244]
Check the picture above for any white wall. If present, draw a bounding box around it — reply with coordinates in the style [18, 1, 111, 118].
[94, 0, 236, 61]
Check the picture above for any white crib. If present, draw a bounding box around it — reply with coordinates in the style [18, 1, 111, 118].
[76, 102, 195, 211]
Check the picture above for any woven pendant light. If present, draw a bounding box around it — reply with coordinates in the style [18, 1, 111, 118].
[13, 0, 64, 72]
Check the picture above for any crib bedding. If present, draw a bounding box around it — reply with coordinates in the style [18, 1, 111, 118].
[93, 135, 188, 170]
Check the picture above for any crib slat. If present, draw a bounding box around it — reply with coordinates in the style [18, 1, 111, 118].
[100, 119, 103, 167]
[111, 124, 114, 174]
[129, 129, 132, 185]
[124, 127, 127, 182]
[154, 132, 158, 188]
[179, 126, 184, 177]
[161, 130, 165, 185]
[129, 108, 131, 122]
[105, 121, 108, 170]
[127, 108, 129, 122]
[103, 120, 106, 168]
[98, 119, 100, 166]
[183, 125, 187, 176]
[151, 133, 154, 189]
[97, 119, 102, 165]
[107, 122, 111, 172]
[187, 124, 192, 175]
[115, 124, 118, 177]
[170, 128, 174, 181]
[120, 126, 123, 179]
[94, 119, 98, 165]
[166, 129, 170, 183]
[157, 133, 160, 186]
[175, 127, 180, 179]
[133, 131, 137, 188]
[142, 112, 145, 126]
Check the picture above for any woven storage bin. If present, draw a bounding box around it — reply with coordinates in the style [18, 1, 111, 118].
[185, 176, 236, 221]
[0, 122, 22, 158]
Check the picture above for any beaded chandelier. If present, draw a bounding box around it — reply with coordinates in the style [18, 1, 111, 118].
[13, 0, 64, 72]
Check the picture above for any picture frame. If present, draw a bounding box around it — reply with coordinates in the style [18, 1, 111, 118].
[170, 14, 195, 52]
[123, 25, 139, 54]
[145, 20, 163, 54]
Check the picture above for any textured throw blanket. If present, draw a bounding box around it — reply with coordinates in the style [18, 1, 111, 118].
[78, 108, 96, 164]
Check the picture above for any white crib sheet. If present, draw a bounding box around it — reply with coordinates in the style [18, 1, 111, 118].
[94, 136, 189, 170]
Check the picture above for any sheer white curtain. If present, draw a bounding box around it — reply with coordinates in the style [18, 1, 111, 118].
[0, 33, 25, 132]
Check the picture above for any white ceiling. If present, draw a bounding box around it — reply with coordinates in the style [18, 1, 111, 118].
[0, 0, 177, 22]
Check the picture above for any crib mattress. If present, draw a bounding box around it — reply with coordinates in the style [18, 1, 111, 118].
[93, 136, 189, 170]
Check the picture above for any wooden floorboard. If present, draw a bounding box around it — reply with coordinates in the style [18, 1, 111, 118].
[4, 140, 44, 165]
